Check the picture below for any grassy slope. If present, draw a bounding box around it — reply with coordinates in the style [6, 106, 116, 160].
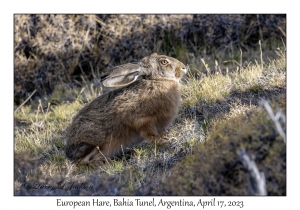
[150, 95, 286, 195]
[14, 47, 286, 195]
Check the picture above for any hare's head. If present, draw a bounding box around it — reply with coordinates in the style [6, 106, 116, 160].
[103, 53, 187, 87]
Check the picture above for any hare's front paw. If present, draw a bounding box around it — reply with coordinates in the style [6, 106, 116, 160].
[157, 139, 168, 148]
[158, 129, 167, 137]
[88, 157, 112, 167]
[148, 136, 168, 148]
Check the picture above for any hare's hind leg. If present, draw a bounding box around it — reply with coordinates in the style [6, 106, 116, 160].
[78, 146, 112, 165]
[78, 147, 99, 164]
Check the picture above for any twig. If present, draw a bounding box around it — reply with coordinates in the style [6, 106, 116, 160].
[96, 146, 112, 168]
[240, 48, 243, 72]
[259, 40, 263, 69]
[260, 100, 286, 144]
[14, 89, 37, 112]
[201, 59, 210, 75]
[257, 15, 263, 42]
[277, 26, 286, 37]
[223, 60, 243, 69]
[281, 37, 286, 50]
[239, 148, 267, 196]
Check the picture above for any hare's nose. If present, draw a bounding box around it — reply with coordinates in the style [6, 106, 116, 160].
[181, 65, 188, 74]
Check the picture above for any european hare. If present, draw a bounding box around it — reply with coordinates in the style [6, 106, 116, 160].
[65, 53, 187, 164]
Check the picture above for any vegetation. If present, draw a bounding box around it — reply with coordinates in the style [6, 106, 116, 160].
[14, 14, 286, 195]
[14, 14, 285, 104]
[148, 94, 286, 195]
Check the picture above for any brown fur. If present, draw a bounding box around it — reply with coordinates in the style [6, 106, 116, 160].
[65, 53, 187, 164]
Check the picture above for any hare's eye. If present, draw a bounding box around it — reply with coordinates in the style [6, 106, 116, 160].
[160, 59, 168, 65]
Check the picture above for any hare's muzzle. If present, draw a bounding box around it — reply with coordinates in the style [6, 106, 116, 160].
[181, 64, 188, 75]
[181, 67, 187, 74]
[175, 64, 187, 79]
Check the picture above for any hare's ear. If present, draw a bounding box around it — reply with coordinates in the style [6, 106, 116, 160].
[151, 53, 158, 57]
[103, 71, 141, 87]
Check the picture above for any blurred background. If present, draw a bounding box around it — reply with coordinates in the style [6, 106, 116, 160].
[14, 14, 286, 105]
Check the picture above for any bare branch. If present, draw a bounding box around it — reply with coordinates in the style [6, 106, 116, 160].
[240, 148, 267, 195]
[260, 100, 286, 144]
[14, 89, 37, 113]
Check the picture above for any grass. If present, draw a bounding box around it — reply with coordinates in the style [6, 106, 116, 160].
[14, 45, 286, 195]
[182, 47, 286, 107]
[14, 15, 286, 105]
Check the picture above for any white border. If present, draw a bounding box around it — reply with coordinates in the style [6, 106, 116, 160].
[3, 1, 298, 209]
